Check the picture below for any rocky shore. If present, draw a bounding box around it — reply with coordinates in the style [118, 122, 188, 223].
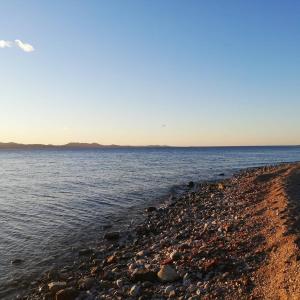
[22, 162, 300, 299]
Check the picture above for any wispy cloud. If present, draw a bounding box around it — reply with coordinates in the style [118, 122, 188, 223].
[0, 39, 35, 52]
[0, 40, 12, 48]
[15, 39, 34, 52]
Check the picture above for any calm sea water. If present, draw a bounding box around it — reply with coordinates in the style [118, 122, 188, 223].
[1, 146, 300, 297]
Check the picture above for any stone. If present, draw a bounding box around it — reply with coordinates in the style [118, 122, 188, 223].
[90, 266, 100, 275]
[43, 292, 53, 300]
[102, 224, 112, 230]
[78, 277, 96, 290]
[136, 250, 148, 257]
[169, 290, 176, 297]
[104, 232, 120, 241]
[141, 281, 153, 288]
[188, 181, 194, 188]
[131, 269, 158, 283]
[107, 254, 117, 264]
[48, 282, 67, 294]
[157, 265, 180, 282]
[55, 287, 78, 300]
[145, 206, 156, 213]
[47, 269, 61, 280]
[116, 279, 123, 288]
[165, 285, 175, 294]
[170, 250, 181, 261]
[78, 248, 93, 256]
[129, 285, 141, 297]
[11, 259, 24, 265]
[217, 183, 225, 190]
[92, 259, 102, 265]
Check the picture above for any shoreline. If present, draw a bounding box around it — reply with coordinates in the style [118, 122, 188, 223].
[15, 162, 300, 299]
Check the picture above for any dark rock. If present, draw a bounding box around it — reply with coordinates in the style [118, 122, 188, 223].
[55, 287, 78, 300]
[102, 224, 112, 230]
[136, 226, 149, 236]
[47, 269, 61, 281]
[78, 277, 96, 290]
[11, 259, 24, 265]
[219, 173, 225, 176]
[104, 232, 120, 241]
[145, 206, 157, 213]
[188, 181, 194, 188]
[43, 292, 53, 300]
[48, 282, 67, 294]
[131, 270, 158, 283]
[78, 249, 93, 256]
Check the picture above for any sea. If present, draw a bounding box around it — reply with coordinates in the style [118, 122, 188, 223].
[1, 146, 300, 298]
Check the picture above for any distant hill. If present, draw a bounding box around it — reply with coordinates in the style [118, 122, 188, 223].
[0, 142, 298, 150]
[0, 142, 170, 149]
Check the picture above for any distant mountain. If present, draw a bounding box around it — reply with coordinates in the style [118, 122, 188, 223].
[62, 142, 111, 148]
[0, 142, 170, 149]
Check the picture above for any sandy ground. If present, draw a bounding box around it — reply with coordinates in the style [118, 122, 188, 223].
[251, 163, 300, 299]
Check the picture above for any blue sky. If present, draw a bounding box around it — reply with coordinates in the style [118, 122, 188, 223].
[1, 0, 300, 146]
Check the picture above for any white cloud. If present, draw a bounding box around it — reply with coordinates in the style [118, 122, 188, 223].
[14, 39, 34, 52]
[0, 40, 12, 48]
[0, 39, 35, 52]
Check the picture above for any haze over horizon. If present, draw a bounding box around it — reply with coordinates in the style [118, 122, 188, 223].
[1, 1, 300, 146]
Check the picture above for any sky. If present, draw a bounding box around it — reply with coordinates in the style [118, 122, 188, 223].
[1, 0, 300, 146]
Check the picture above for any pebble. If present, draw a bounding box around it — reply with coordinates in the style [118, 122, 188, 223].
[90, 266, 100, 275]
[169, 290, 176, 297]
[157, 265, 180, 282]
[145, 206, 157, 213]
[78, 277, 96, 290]
[48, 282, 67, 294]
[11, 259, 24, 265]
[165, 285, 175, 293]
[170, 250, 181, 260]
[55, 287, 78, 300]
[129, 285, 141, 297]
[116, 279, 123, 288]
[78, 249, 93, 256]
[104, 232, 120, 241]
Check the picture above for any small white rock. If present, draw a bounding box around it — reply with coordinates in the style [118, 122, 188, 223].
[129, 285, 141, 297]
[165, 285, 175, 293]
[116, 279, 123, 288]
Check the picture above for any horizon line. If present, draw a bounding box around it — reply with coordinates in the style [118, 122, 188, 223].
[0, 141, 300, 148]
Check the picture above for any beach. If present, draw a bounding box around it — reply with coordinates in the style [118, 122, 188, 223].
[19, 162, 300, 299]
